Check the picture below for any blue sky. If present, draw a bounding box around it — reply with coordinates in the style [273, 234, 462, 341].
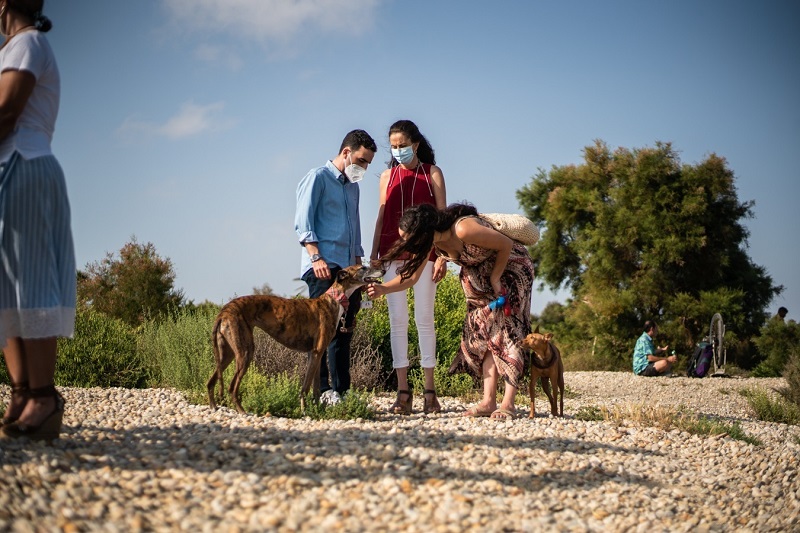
[42, 1, 798, 319]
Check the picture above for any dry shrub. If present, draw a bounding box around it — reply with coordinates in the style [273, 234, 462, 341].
[603, 402, 678, 429]
[252, 330, 304, 379]
[349, 322, 387, 391]
[561, 346, 619, 371]
[251, 321, 385, 391]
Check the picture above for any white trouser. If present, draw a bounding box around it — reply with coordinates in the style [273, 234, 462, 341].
[385, 260, 437, 369]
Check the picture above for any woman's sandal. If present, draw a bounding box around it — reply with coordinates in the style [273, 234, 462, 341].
[490, 408, 517, 420]
[1, 384, 65, 442]
[463, 405, 494, 417]
[1, 380, 29, 426]
[389, 389, 413, 415]
[423, 389, 442, 414]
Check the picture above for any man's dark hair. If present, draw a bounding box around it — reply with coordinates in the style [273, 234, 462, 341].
[643, 320, 657, 333]
[340, 129, 376, 154]
[778, 307, 788, 318]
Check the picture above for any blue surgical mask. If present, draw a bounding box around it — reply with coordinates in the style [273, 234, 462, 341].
[391, 146, 415, 165]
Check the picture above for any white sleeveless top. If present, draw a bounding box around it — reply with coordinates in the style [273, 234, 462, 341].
[0, 30, 60, 163]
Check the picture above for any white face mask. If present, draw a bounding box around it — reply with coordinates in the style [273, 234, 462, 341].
[344, 154, 365, 183]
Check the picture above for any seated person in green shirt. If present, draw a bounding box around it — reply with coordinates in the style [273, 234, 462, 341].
[632, 320, 676, 376]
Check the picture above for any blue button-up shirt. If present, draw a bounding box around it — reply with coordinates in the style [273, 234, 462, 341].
[632, 331, 655, 375]
[295, 160, 363, 277]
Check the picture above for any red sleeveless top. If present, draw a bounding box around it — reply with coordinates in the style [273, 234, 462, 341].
[378, 163, 437, 260]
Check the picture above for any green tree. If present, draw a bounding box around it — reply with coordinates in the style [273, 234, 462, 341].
[517, 140, 781, 367]
[78, 236, 185, 327]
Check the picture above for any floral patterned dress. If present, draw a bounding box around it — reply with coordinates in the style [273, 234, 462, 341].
[440, 217, 535, 388]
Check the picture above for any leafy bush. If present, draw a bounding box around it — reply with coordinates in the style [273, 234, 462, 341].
[407, 363, 475, 398]
[242, 270, 472, 406]
[574, 405, 603, 421]
[739, 386, 800, 425]
[780, 350, 800, 406]
[56, 307, 145, 388]
[432, 270, 467, 367]
[394, 270, 477, 396]
[358, 293, 392, 375]
[133, 304, 382, 417]
[137, 306, 218, 392]
[242, 371, 302, 418]
[357, 269, 469, 391]
[242, 371, 375, 420]
[752, 318, 800, 377]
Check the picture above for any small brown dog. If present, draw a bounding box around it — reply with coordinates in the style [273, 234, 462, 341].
[206, 264, 383, 413]
[521, 326, 564, 418]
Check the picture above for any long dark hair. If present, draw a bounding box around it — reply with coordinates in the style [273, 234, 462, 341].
[387, 119, 436, 167]
[384, 203, 478, 280]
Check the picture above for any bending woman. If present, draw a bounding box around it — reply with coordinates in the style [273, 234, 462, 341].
[368, 203, 534, 419]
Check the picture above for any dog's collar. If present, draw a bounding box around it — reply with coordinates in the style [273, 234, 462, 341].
[326, 287, 349, 311]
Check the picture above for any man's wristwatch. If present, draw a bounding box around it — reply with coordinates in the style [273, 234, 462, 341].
[310, 253, 323, 263]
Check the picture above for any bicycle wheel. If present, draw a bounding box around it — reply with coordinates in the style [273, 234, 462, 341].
[709, 313, 725, 373]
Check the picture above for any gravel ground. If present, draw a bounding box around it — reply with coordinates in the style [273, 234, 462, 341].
[1, 372, 798, 532]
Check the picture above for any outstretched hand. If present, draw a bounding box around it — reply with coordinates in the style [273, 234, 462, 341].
[366, 283, 385, 299]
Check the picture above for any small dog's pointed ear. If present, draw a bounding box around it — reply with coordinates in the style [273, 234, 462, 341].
[545, 333, 554, 341]
[534, 324, 540, 334]
[337, 269, 349, 281]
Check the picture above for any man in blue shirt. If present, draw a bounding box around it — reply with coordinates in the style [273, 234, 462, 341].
[632, 320, 676, 376]
[295, 129, 377, 404]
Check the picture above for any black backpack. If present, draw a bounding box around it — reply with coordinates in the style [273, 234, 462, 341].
[687, 341, 713, 378]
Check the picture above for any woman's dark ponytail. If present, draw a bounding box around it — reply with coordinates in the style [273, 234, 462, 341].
[34, 11, 52, 32]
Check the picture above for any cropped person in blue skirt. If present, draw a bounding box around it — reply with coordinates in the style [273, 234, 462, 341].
[0, 0, 75, 442]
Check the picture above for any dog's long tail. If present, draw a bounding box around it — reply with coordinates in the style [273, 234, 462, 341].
[207, 317, 225, 408]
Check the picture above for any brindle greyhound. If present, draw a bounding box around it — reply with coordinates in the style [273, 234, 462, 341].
[521, 326, 565, 418]
[207, 264, 383, 413]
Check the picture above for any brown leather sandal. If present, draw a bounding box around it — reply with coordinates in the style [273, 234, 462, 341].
[1, 384, 65, 442]
[389, 389, 413, 415]
[1, 380, 29, 426]
[423, 389, 442, 414]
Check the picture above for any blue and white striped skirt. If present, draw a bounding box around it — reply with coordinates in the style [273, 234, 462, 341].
[0, 153, 76, 346]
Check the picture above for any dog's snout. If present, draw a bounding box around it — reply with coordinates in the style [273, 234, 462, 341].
[361, 266, 385, 282]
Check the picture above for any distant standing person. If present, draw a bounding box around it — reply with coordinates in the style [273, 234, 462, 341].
[295, 129, 377, 405]
[632, 320, 675, 377]
[370, 120, 447, 415]
[0, 1, 75, 441]
[773, 307, 788, 322]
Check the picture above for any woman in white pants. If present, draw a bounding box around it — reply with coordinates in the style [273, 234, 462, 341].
[370, 120, 446, 414]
